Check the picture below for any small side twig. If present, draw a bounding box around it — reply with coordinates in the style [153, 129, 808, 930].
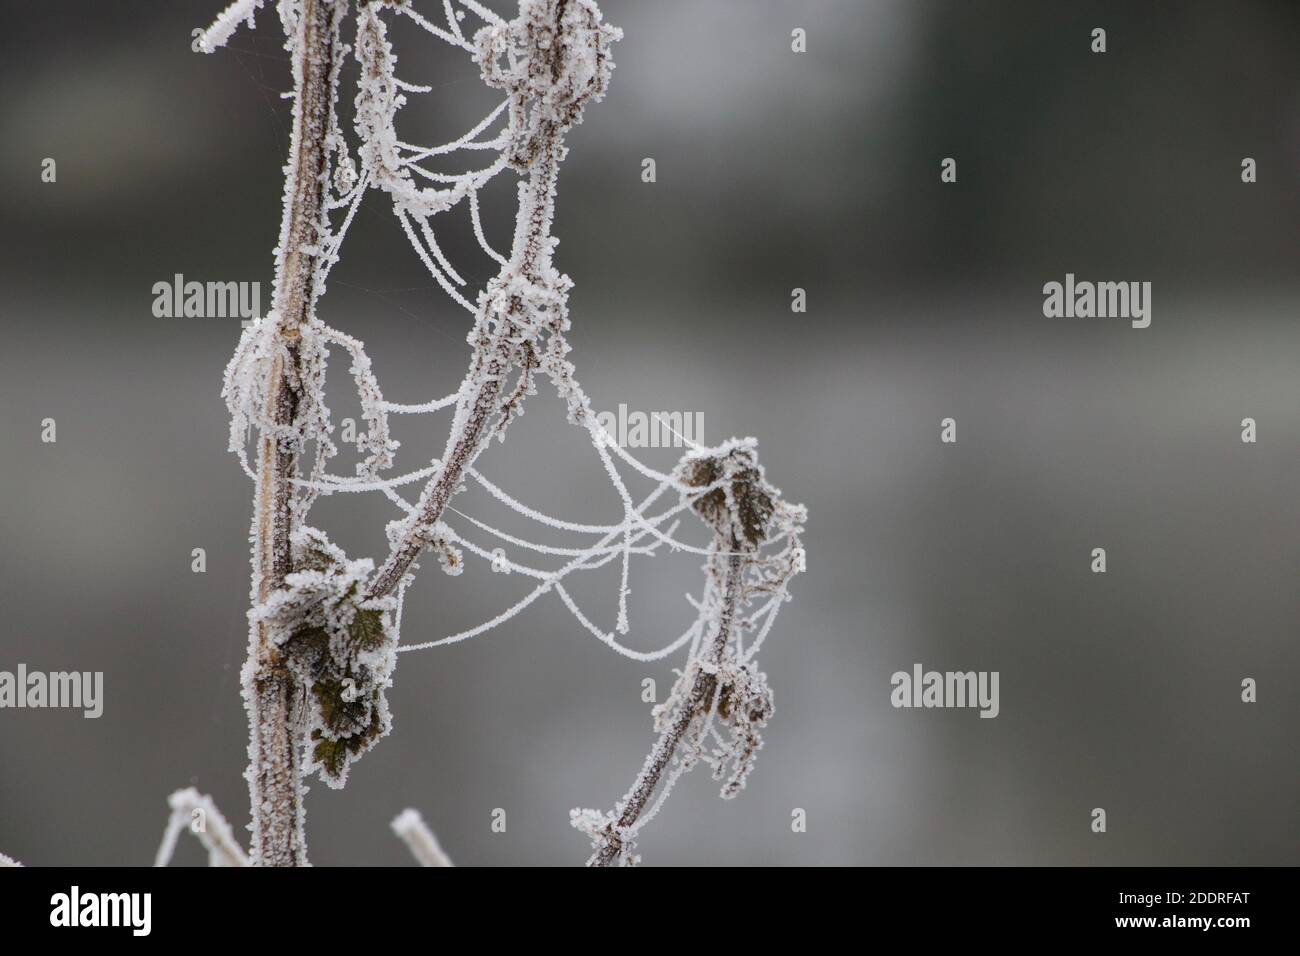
[155, 788, 249, 868]
[391, 808, 454, 867]
[591, 551, 744, 866]
[573, 440, 807, 866]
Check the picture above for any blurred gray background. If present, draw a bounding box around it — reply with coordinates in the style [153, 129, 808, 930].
[1, 0, 1297, 866]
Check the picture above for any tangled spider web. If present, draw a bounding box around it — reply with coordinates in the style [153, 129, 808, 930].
[210, 0, 806, 859]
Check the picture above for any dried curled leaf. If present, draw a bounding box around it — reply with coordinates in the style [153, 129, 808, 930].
[253, 527, 397, 788]
[679, 438, 779, 548]
[710, 660, 774, 798]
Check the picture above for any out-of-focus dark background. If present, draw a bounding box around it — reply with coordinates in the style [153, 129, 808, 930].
[1, 1, 1297, 866]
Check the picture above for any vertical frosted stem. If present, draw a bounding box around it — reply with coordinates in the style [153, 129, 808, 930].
[244, 0, 343, 867]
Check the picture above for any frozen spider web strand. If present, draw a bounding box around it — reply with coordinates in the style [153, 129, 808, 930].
[397, 478, 694, 655]
[387, 451, 747, 659]
[396, 0, 477, 52]
[355, 4, 478, 219]
[154, 788, 250, 867]
[537, 317, 735, 634]
[318, 323, 399, 480]
[459, 0, 506, 26]
[469, 465, 633, 533]
[391, 808, 454, 867]
[354, 1, 509, 310]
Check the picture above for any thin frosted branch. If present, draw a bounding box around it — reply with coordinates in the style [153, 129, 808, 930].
[197, 0, 264, 53]
[580, 551, 744, 867]
[154, 788, 250, 868]
[391, 808, 454, 867]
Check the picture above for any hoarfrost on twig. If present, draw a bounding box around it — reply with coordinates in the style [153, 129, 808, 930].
[196, 0, 265, 53]
[391, 808, 454, 866]
[155, 788, 249, 867]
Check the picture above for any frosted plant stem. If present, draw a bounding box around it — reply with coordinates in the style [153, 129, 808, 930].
[591, 549, 744, 867]
[391, 808, 454, 866]
[155, 788, 250, 867]
[367, 132, 562, 602]
[245, 0, 344, 867]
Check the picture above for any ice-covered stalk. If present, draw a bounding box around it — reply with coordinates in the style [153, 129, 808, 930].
[591, 550, 745, 867]
[244, 0, 346, 866]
